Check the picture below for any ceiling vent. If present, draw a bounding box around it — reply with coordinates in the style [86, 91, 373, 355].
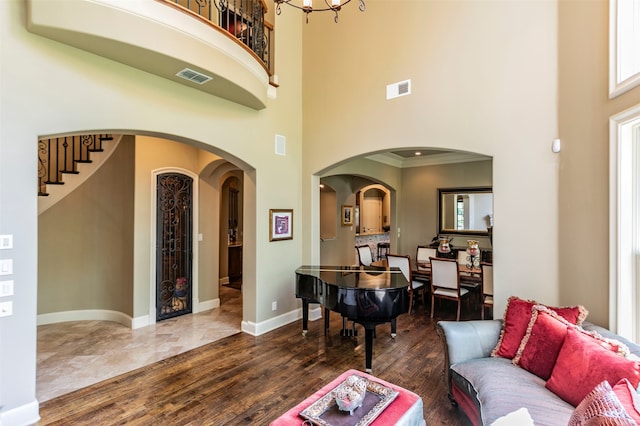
[176, 68, 213, 85]
[386, 79, 411, 100]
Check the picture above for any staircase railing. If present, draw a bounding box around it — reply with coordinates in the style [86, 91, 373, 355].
[166, 0, 273, 76]
[38, 134, 114, 196]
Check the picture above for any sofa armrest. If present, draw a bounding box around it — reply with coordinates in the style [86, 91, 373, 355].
[435, 320, 503, 401]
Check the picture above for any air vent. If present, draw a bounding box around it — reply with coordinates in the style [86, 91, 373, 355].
[386, 79, 411, 100]
[176, 68, 213, 85]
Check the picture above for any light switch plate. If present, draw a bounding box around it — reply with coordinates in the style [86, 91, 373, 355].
[0, 301, 12, 317]
[0, 259, 12, 275]
[0, 280, 14, 297]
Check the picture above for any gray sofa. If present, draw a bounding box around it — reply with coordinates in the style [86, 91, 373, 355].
[436, 319, 640, 426]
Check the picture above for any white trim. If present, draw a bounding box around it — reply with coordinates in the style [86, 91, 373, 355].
[609, 0, 640, 98]
[149, 168, 200, 324]
[240, 306, 322, 336]
[610, 104, 640, 339]
[0, 398, 40, 426]
[37, 309, 133, 327]
[198, 298, 220, 312]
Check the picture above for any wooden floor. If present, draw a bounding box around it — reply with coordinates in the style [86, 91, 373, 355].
[38, 299, 476, 425]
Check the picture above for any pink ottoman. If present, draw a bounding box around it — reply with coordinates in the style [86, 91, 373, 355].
[270, 369, 425, 425]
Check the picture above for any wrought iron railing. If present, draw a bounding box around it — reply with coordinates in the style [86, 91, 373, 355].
[168, 0, 273, 75]
[38, 134, 114, 196]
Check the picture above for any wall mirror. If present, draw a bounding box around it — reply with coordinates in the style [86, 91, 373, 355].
[438, 187, 493, 235]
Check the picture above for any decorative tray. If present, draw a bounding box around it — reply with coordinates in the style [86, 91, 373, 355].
[299, 375, 399, 426]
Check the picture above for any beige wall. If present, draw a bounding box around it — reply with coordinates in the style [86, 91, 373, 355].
[0, 0, 303, 417]
[303, 0, 560, 319]
[38, 137, 135, 316]
[401, 160, 493, 255]
[558, 0, 640, 327]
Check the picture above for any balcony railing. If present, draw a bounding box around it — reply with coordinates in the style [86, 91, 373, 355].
[167, 0, 273, 76]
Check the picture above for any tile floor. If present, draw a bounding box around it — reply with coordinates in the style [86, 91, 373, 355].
[37, 284, 242, 402]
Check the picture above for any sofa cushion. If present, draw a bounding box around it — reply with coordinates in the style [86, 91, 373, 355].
[491, 296, 588, 360]
[546, 329, 640, 407]
[568, 380, 637, 426]
[514, 306, 629, 381]
[451, 356, 575, 425]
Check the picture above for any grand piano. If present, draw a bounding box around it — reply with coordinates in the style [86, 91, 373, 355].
[295, 265, 410, 372]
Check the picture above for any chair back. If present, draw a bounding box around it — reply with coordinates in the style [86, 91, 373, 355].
[356, 244, 373, 266]
[386, 254, 411, 282]
[457, 250, 468, 265]
[416, 246, 436, 270]
[481, 262, 493, 295]
[430, 257, 460, 291]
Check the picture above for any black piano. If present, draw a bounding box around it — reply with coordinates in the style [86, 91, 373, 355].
[295, 265, 409, 372]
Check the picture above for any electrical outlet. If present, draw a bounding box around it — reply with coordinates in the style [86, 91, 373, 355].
[0, 235, 12, 250]
[272, 301, 277, 311]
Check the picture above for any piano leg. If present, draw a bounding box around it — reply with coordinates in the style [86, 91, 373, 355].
[324, 308, 330, 336]
[364, 325, 375, 373]
[391, 318, 397, 338]
[301, 299, 309, 336]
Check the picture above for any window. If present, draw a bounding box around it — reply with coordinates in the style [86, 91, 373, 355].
[610, 0, 640, 97]
[610, 105, 640, 341]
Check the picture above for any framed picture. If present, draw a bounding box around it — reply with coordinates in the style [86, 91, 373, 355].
[269, 209, 293, 241]
[342, 205, 353, 226]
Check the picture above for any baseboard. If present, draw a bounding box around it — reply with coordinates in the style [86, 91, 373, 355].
[198, 298, 220, 312]
[0, 398, 39, 426]
[219, 277, 230, 285]
[37, 309, 133, 328]
[241, 306, 321, 336]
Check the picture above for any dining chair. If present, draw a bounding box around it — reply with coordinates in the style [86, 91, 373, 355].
[430, 257, 470, 321]
[415, 245, 436, 274]
[386, 254, 425, 314]
[481, 262, 493, 320]
[356, 244, 374, 267]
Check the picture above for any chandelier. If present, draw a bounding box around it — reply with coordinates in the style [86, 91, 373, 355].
[274, 0, 365, 23]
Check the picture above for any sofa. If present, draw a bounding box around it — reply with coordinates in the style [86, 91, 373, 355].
[436, 297, 640, 426]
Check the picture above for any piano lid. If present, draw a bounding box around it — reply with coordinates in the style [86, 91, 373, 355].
[296, 265, 408, 289]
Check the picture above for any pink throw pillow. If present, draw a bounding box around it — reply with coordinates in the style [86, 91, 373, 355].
[513, 306, 628, 381]
[546, 329, 640, 407]
[613, 378, 640, 423]
[512, 307, 571, 380]
[568, 380, 636, 426]
[491, 296, 588, 360]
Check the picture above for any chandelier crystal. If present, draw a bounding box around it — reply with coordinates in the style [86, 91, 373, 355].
[274, 0, 365, 23]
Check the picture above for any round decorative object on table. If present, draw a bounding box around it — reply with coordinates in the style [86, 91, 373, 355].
[333, 375, 367, 415]
[466, 240, 480, 269]
[438, 237, 451, 254]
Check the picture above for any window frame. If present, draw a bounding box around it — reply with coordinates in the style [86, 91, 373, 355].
[610, 0, 640, 98]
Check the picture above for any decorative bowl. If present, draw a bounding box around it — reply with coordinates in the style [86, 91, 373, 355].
[333, 375, 367, 415]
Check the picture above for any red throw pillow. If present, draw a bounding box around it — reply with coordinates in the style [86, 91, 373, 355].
[546, 328, 640, 407]
[513, 307, 571, 380]
[613, 378, 640, 423]
[513, 306, 628, 380]
[491, 296, 588, 359]
[568, 380, 637, 426]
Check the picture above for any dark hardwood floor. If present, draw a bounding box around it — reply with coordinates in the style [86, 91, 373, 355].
[38, 299, 476, 425]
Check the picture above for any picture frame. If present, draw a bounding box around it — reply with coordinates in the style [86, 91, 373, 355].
[269, 209, 293, 241]
[342, 205, 353, 226]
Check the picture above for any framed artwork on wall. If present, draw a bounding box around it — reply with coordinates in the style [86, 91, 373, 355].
[342, 205, 353, 226]
[269, 209, 293, 241]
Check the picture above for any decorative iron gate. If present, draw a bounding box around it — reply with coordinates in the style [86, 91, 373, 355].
[156, 172, 193, 321]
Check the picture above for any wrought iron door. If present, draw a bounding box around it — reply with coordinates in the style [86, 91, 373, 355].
[156, 173, 193, 321]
